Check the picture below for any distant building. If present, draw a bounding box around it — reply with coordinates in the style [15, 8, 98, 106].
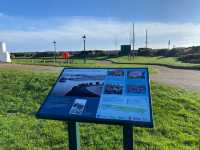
[120, 45, 131, 55]
[0, 42, 11, 62]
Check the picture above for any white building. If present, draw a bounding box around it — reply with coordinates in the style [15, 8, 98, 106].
[0, 42, 11, 62]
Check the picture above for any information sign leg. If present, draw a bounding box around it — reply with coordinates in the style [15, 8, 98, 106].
[123, 125, 133, 150]
[68, 121, 80, 150]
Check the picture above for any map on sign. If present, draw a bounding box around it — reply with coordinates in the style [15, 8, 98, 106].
[36, 68, 153, 127]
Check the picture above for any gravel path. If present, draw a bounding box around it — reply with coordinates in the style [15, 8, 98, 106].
[151, 66, 200, 93]
[0, 63, 199, 93]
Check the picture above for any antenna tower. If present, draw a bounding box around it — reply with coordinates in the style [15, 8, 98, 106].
[145, 29, 148, 49]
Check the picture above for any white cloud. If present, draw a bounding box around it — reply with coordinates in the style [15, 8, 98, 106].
[0, 16, 200, 51]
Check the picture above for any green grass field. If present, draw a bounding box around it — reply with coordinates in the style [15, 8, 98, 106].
[108, 56, 200, 69]
[13, 56, 200, 70]
[0, 68, 200, 150]
[12, 57, 157, 74]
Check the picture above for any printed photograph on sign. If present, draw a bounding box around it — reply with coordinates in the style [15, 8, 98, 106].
[127, 71, 145, 79]
[69, 99, 87, 115]
[127, 85, 146, 94]
[107, 69, 124, 77]
[104, 84, 123, 95]
[51, 69, 107, 97]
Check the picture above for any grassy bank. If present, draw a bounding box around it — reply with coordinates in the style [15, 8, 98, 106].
[0, 69, 200, 149]
[12, 56, 200, 70]
[108, 56, 200, 70]
[11, 58, 157, 74]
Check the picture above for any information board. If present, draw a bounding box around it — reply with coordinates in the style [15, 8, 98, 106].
[37, 68, 153, 127]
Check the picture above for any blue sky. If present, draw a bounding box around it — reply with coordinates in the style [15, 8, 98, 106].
[1, 0, 200, 51]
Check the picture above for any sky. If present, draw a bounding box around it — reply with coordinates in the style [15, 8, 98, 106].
[1, 0, 200, 52]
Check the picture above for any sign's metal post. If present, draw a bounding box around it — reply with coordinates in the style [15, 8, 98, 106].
[68, 121, 80, 150]
[123, 124, 133, 150]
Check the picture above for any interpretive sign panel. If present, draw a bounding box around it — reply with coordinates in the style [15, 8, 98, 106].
[37, 68, 153, 127]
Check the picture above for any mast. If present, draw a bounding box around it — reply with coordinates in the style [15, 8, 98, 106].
[168, 40, 171, 50]
[132, 23, 135, 51]
[145, 29, 148, 49]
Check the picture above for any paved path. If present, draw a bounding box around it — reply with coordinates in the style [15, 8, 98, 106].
[0, 63, 200, 93]
[151, 66, 200, 93]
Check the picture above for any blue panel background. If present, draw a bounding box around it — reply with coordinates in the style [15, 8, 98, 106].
[36, 68, 153, 128]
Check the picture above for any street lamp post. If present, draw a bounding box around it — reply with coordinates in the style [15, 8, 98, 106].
[82, 34, 86, 64]
[53, 40, 57, 64]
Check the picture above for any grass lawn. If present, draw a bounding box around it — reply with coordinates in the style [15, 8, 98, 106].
[108, 56, 200, 69]
[12, 58, 157, 74]
[12, 56, 200, 70]
[0, 69, 200, 149]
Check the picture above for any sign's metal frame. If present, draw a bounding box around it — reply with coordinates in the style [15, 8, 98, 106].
[36, 67, 154, 150]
